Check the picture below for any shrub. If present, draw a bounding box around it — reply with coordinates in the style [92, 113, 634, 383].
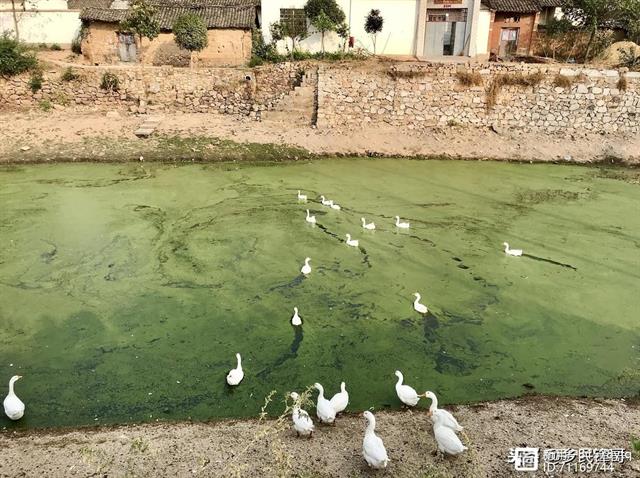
[29, 70, 43, 93]
[618, 46, 640, 70]
[60, 67, 79, 82]
[387, 68, 425, 80]
[486, 71, 545, 109]
[617, 74, 628, 91]
[100, 71, 119, 91]
[0, 34, 38, 77]
[50, 43, 62, 51]
[173, 13, 208, 54]
[71, 37, 82, 55]
[39, 99, 52, 111]
[456, 69, 483, 87]
[553, 74, 573, 88]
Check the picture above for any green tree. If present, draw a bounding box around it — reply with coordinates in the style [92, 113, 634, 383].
[304, 0, 345, 24]
[336, 21, 349, 52]
[620, 0, 640, 43]
[0, 33, 37, 78]
[364, 9, 383, 55]
[565, 0, 623, 61]
[312, 10, 336, 54]
[119, 0, 160, 63]
[270, 18, 308, 59]
[173, 13, 208, 67]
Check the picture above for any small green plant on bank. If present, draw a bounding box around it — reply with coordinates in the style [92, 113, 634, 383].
[0, 33, 38, 77]
[455, 69, 483, 86]
[632, 436, 640, 457]
[50, 43, 62, 51]
[60, 66, 79, 82]
[100, 72, 119, 91]
[29, 70, 43, 93]
[39, 99, 52, 111]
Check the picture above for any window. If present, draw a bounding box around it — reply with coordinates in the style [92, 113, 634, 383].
[279, 8, 306, 32]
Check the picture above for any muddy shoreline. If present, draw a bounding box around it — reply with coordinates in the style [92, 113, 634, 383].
[1, 395, 639, 477]
[1, 111, 640, 166]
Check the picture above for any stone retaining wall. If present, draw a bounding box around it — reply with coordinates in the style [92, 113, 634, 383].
[317, 63, 640, 134]
[0, 62, 310, 115]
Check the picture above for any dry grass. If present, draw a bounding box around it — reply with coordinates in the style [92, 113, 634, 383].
[618, 74, 628, 91]
[387, 68, 426, 80]
[553, 74, 574, 88]
[455, 69, 483, 87]
[485, 71, 545, 110]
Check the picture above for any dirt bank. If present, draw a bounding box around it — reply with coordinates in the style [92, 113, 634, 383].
[1, 111, 639, 165]
[1, 396, 638, 477]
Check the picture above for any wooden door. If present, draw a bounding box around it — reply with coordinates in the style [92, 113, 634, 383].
[499, 28, 519, 57]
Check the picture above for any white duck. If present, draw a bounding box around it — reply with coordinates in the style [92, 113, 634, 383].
[329, 200, 341, 210]
[395, 216, 410, 229]
[314, 383, 336, 424]
[305, 209, 316, 224]
[226, 353, 244, 386]
[291, 307, 302, 326]
[3, 375, 25, 420]
[290, 392, 314, 437]
[320, 195, 332, 206]
[503, 242, 523, 256]
[424, 391, 463, 432]
[301, 257, 312, 275]
[329, 382, 349, 414]
[362, 411, 389, 469]
[297, 190, 307, 201]
[394, 370, 420, 407]
[431, 411, 468, 455]
[361, 217, 376, 230]
[345, 234, 359, 247]
[413, 292, 428, 314]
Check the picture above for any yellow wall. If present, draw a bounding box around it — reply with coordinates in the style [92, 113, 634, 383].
[82, 23, 251, 66]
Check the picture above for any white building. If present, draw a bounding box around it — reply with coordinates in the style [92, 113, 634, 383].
[0, 0, 88, 45]
[260, 0, 488, 58]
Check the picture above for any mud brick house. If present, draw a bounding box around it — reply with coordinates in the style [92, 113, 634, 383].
[79, 0, 258, 66]
[481, 0, 562, 58]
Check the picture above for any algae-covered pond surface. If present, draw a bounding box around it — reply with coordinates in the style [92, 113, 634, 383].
[1, 160, 639, 428]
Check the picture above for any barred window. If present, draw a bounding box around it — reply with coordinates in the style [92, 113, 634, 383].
[280, 8, 306, 33]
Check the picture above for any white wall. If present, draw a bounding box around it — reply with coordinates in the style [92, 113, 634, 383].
[261, 0, 420, 56]
[474, 6, 491, 56]
[0, 1, 81, 45]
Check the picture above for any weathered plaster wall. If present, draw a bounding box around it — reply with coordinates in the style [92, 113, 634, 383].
[82, 24, 252, 67]
[0, 8, 81, 45]
[0, 62, 309, 115]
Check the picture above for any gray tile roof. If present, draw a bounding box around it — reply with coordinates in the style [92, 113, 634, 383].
[67, 0, 113, 9]
[80, 1, 256, 29]
[482, 0, 564, 12]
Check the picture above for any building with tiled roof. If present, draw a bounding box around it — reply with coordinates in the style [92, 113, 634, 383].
[481, 0, 564, 58]
[79, 0, 258, 66]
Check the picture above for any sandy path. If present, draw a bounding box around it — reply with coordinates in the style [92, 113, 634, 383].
[1, 111, 639, 163]
[1, 397, 638, 477]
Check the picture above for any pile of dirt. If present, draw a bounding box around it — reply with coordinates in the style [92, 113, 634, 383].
[598, 41, 640, 67]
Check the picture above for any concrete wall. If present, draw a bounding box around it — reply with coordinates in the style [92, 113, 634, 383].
[82, 23, 252, 67]
[262, 0, 420, 55]
[316, 62, 640, 134]
[0, 0, 81, 45]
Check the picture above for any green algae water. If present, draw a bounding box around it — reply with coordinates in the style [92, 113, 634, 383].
[0, 159, 639, 429]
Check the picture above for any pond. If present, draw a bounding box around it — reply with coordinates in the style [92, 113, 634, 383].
[0, 160, 639, 428]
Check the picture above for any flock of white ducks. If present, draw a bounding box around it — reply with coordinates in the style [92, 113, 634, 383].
[2, 188, 525, 469]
